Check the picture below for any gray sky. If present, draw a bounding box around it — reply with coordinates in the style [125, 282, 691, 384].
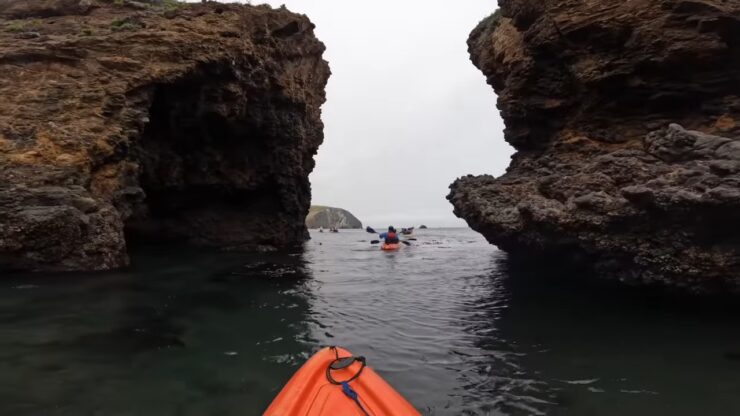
[192, 0, 512, 227]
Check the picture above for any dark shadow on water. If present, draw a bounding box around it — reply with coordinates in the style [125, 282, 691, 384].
[0, 244, 318, 416]
[489, 255, 740, 416]
[445, 253, 552, 416]
[499, 254, 740, 317]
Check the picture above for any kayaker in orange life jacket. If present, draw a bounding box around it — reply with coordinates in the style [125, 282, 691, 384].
[378, 226, 400, 244]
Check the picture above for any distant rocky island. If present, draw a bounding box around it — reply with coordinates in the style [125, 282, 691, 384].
[306, 206, 362, 229]
[449, 0, 740, 294]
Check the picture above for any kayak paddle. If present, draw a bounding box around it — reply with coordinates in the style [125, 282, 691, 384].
[370, 240, 410, 246]
[366, 226, 377, 234]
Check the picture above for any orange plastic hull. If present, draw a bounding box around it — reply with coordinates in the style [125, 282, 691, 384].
[264, 347, 419, 416]
[381, 243, 401, 251]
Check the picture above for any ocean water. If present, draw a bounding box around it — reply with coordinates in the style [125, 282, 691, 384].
[1, 228, 738, 415]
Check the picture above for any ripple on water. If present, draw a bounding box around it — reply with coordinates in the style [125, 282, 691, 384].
[1, 229, 740, 416]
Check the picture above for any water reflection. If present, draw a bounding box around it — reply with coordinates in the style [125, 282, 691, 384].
[433, 254, 547, 416]
[297, 230, 532, 415]
[0, 246, 317, 416]
[495, 256, 740, 416]
[1, 230, 739, 416]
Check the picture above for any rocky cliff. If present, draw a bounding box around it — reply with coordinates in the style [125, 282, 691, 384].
[449, 0, 740, 293]
[0, 0, 330, 272]
[305, 205, 362, 229]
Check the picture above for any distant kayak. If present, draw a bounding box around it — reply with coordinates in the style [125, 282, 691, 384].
[264, 346, 419, 415]
[381, 243, 401, 251]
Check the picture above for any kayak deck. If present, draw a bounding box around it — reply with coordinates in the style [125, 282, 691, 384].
[264, 346, 419, 416]
[381, 243, 401, 251]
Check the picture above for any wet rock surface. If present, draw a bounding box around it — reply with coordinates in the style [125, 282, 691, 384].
[449, 0, 740, 293]
[0, 0, 330, 272]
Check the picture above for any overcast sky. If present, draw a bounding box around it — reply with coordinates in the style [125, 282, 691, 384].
[191, 0, 512, 227]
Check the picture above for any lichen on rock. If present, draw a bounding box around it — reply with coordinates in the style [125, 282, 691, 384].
[449, 0, 740, 293]
[0, 0, 330, 272]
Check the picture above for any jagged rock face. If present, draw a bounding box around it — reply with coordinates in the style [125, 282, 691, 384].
[449, 0, 740, 293]
[305, 206, 362, 229]
[0, 0, 330, 272]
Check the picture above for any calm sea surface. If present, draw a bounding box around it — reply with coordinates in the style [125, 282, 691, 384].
[1, 228, 739, 415]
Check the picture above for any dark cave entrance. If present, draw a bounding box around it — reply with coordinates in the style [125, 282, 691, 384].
[123, 67, 292, 250]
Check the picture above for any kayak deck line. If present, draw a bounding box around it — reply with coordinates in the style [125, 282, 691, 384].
[264, 346, 420, 415]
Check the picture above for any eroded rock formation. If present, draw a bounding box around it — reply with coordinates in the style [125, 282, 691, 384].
[449, 0, 740, 293]
[0, 0, 330, 272]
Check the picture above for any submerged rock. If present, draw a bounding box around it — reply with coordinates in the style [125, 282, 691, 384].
[0, 0, 330, 272]
[305, 206, 362, 229]
[449, 0, 740, 294]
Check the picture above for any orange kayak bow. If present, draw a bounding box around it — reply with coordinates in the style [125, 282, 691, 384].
[264, 346, 419, 416]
